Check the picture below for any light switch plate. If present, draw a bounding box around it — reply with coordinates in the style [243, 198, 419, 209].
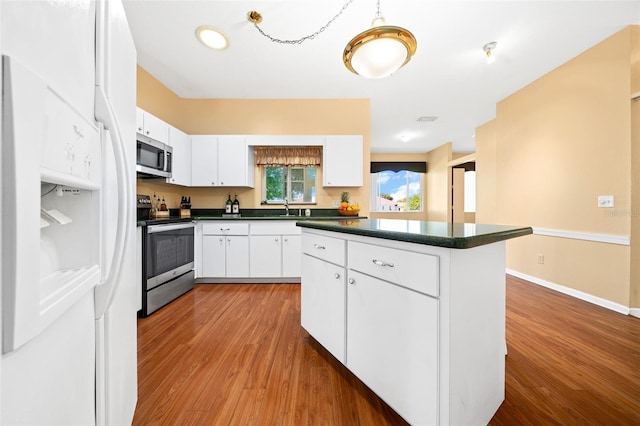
[598, 195, 614, 208]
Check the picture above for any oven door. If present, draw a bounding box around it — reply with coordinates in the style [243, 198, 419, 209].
[146, 222, 194, 289]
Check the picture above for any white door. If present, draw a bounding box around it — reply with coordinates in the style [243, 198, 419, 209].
[225, 236, 250, 277]
[202, 236, 226, 277]
[167, 126, 191, 186]
[191, 135, 218, 186]
[250, 235, 282, 277]
[300, 255, 346, 363]
[346, 270, 438, 426]
[217, 135, 246, 186]
[282, 235, 302, 277]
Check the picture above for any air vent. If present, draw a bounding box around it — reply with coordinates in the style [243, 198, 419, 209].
[417, 116, 438, 122]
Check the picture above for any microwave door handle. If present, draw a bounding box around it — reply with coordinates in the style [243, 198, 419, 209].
[158, 148, 164, 170]
[94, 86, 130, 319]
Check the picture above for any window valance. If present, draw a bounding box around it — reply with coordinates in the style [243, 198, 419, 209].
[255, 146, 322, 167]
[370, 161, 427, 174]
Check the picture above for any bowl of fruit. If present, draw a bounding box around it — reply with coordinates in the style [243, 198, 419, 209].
[338, 192, 360, 216]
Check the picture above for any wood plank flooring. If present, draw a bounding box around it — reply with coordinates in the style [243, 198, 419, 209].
[133, 276, 640, 425]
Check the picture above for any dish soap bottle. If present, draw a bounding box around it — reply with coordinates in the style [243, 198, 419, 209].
[225, 193, 232, 214]
[232, 194, 240, 214]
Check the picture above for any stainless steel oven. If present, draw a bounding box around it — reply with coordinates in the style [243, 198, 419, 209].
[141, 222, 194, 316]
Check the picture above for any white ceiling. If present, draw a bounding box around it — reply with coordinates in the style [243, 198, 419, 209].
[122, 0, 640, 153]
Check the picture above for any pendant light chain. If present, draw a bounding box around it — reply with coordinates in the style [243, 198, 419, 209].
[250, 0, 356, 45]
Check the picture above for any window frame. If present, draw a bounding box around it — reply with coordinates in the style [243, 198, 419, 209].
[262, 165, 317, 205]
[370, 169, 424, 213]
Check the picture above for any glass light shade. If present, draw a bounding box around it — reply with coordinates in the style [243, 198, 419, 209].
[344, 26, 417, 79]
[195, 26, 229, 50]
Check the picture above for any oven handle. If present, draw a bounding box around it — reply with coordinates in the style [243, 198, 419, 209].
[147, 222, 195, 233]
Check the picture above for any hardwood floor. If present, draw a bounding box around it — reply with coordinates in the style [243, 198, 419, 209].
[133, 276, 640, 425]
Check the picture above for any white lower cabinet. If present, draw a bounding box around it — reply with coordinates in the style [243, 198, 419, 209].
[300, 228, 507, 425]
[249, 221, 302, 278]
[300, 254, 346, 363]
[201, 222, 249, 278]
[346, 269, 438, 425]
[249, 235, 281, 277]
[282, 235, 302, 277]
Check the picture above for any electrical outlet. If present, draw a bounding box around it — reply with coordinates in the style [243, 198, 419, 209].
[537, 254, 544, 264]
[332, 200, 340, 208]
[598, 195, 614, 208]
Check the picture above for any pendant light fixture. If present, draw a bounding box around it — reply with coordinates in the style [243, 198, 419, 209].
[343, 0, 417, 79]
[247, 0, 415, 79]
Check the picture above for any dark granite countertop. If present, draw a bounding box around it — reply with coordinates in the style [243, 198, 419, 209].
[296, 219, 532, 249]
[137, 208, 365, 227]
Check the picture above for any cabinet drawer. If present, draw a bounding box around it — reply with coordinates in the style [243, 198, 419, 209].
[302, 233, 346, 266]
[202, 222, 249, 235]
[348, 241, 439, 297]
[250, 221, 301, 235]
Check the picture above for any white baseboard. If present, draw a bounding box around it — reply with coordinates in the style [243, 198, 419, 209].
[506, 269, 632, 316]
[630, 308, 640, 319]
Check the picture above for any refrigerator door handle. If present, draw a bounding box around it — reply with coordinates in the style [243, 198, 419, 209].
[94, 85, 130, 319]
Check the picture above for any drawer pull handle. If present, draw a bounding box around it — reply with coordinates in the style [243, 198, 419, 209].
[372, 259, 394, 268]
[348, 278, 355, 285]
[220, 228, 230, 231]
[334, 273, 340, 279]
[313, 244, 326, 250]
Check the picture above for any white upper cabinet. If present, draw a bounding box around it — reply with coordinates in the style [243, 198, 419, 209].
[191, 135, 254, 187]
[166, 126, 191, 186]
[323, 135, 363, 187]
[191, 135, 218, 186]
[135, 107, 169, 144]
[218, 135, 254, 187]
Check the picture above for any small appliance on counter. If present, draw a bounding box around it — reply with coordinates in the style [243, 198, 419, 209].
[180, 196, 191, 217]
[137, 194, 153, 221]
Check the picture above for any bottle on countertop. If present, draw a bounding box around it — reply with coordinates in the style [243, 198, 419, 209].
[225, 193, 232, 214]
[160, 197, 167, 211]
[232, 194, 240, 214]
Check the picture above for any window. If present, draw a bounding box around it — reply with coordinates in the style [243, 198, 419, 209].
[263, 166, 316, 204]
[371, 170, 423, 212]
[256, 146, 320, 204]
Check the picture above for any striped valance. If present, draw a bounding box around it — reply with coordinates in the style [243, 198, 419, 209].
[255, 146, 321, 167]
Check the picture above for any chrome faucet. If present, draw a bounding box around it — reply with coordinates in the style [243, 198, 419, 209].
[284, 198, 289, 216]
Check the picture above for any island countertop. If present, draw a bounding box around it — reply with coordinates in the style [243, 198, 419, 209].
[296, 219, 532, 249]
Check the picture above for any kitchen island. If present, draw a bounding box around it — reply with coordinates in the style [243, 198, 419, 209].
[297, 219, 532, 426]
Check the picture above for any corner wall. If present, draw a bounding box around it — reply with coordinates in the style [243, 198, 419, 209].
[477, 26, 637, 309]
[135, 67, 370, 214]
[425, 143, 452, 222]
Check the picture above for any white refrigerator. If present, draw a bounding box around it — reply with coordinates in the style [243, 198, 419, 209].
[0, 0, 138, 424]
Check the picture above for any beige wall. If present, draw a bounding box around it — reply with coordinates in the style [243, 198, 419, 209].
[369, 153, 429, 220]
[477, 26, 638, 308]
[136, 67, 370, 215]
[475, 120, 498, 224]
[425, 142, 453, 222]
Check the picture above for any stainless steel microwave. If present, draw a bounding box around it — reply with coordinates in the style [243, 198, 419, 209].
[136, 134, 172, 178]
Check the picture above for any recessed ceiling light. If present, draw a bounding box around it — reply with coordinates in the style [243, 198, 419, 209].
[417, 116, 437, 122]
[400, 134, 410, 142]
[196, 26, 229, 50]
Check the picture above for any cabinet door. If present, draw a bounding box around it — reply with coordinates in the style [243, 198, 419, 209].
[282, 235, 302, 277]
[202, 236, 226, 277]
[191, 135, 218, 186]
[346, 270, 438, 426]
[167, 126, 191, 186]
[301, 255, 346, 363]
[323, 136, 363, 187]
[217, 135, 248, 187]
[135, 107, 144, 134]
[250, 235, 282, 277]
[141, 110, 169, 144]
[225, 236, 249, 277]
